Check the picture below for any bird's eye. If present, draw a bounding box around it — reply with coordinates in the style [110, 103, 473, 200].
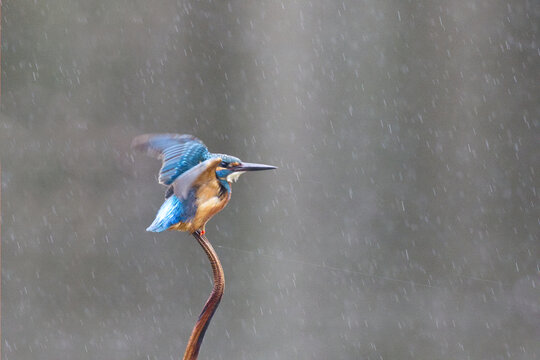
[220, 161, 228, 168]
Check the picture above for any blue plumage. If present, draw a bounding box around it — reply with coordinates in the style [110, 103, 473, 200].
[132, 134, 211, 185]
[146, 190, 198, 232]
[146, 195, 183, 232]
[160, 142, 210, 185]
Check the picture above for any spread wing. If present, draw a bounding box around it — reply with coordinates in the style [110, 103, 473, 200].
[171, 157, 222, 200]
[132, 133, 210, 185]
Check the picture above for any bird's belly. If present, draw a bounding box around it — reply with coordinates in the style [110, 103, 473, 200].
[169, 189, 230, 233]
[195, 194, 228, 228]
[197, 196, 225, 219]
[168, 221, 193, 232]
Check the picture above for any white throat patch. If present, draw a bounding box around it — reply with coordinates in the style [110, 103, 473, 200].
[226, 171, 245, 183]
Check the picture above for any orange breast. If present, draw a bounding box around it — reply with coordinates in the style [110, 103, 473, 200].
[169, 177, 231, 233]
[191, 183, 230, 231]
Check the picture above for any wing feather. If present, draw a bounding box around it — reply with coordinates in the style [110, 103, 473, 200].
[172, 158, 222, 200]
[132, 133, 210, 185]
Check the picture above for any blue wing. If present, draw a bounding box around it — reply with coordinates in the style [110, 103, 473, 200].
[132, 133, 210, 185]
[146, 189, 198, 232]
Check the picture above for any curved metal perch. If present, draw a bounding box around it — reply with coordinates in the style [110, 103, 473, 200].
[182, 230, 225, 360]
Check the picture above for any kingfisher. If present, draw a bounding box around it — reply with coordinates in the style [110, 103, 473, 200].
[132, 133, 276, 234]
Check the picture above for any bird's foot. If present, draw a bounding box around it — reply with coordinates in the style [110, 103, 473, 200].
[194, 229, 206, 236]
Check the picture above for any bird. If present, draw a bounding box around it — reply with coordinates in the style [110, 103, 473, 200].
[132, 133, 276, 360]
[132, 133, 276, 234]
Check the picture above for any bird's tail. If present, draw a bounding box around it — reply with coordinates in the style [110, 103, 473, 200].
[146, 195, 183, 232]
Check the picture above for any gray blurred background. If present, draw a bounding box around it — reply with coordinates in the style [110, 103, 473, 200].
[1, 1, 539, 359]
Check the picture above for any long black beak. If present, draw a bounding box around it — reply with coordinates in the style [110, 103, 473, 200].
[233, 162, 277, 172]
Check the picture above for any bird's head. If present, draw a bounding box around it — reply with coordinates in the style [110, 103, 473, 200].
[213, 154, 276, 184]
